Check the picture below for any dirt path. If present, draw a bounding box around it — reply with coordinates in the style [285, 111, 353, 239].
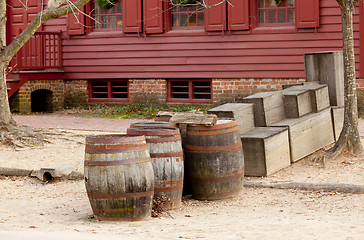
[0, 117, 363, 239]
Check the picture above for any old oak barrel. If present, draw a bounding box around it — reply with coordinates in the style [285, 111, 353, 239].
[84, 135, 154, 221]
[185, 120, 244, 200]
[127, 127, 184, 210]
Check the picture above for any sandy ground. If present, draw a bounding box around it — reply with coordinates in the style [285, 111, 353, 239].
[0, 129, 363, 239]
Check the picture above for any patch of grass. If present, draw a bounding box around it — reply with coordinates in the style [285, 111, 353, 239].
[91, 104, 210, 119]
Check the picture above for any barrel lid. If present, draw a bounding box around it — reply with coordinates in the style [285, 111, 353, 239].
[127, 127, 180, 136]
[130, 122, 177, 128]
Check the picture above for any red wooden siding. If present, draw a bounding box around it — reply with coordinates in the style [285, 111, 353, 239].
[55, 0, 360, 79]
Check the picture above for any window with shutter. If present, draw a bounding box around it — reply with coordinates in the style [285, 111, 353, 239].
[123, 0, 142, 32]
[205, 0, 226, 31]
[144, 0, 164, 33]
[228, 0, 249, 30]
[67, 1, 85, 35]
[296, 0, 319, 28]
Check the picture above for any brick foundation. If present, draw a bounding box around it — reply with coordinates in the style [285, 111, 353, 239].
[128, 79, 167, 104]
[212, 78, 305, 104]
[11, 77, 363, 112]
[17, 80, 65, 113]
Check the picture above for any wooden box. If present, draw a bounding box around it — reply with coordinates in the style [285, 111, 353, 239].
[241, 127, 291, 177]
[272, 108, 335, 162]
[331, 106, 344, 141]
[286, 84, 330, 113]
[208, 103, 255, 134]
[283, 88, 312, 118]
[304, 51, 344, 107]
[242, 91, 286, 127]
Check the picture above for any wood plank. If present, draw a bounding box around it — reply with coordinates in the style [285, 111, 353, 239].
[169, 112, 218, 126]
[272, 109, 335, 162]
[331, 106, 344, 141]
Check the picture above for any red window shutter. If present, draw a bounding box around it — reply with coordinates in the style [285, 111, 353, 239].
[123, 0, 142, 32]
[205, 0, 226, 32]
[67, 3, 85, 35]
[143, 0, 164, 34]
[228, 0, 249, 30]
[296, 0, 320, 29]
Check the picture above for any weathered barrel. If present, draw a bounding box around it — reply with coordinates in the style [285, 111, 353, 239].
[130, 121, 177, 128]
[184, 120, 244, 200]
[127, 127, 184, 210]
[84, 135, 154, 221]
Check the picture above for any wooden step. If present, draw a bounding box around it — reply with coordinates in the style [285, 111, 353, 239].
[241, 127, 291, 177]
[283, 87, 312, 118]
[242, 91, 286, 127]
[272, 108, 335, 162]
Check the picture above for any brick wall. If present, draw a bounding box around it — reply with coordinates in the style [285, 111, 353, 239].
[18, 80, 65, 113]
[212, 78, 305, 104]
[356, 78, 364, 90]
[129, 79, 167, 104]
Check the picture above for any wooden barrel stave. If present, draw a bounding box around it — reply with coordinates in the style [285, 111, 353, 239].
[185, 121, 244, 200]
[85, 135, 154, 221]
[127, 127, 184, 210]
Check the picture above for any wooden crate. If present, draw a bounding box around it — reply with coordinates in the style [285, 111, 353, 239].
[286, 84, 330, 113]
[241, 127, 291, 177]
[272, 108, 335, 162]
[242, 91, 286, 127]
[331, 106, 344, 141]
[304, 51, 344, 107]
[208, 103, 255, 134]
[283, 88, 312, 118]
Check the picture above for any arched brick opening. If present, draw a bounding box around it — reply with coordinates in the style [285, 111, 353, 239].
[31, 89, 53, 112]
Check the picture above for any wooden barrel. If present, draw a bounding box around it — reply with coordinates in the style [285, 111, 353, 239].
[127, 127, 184, 210]
[84, 134, 154, 221]
[130, 121, 177, 128]
[185, 120, 244, 200]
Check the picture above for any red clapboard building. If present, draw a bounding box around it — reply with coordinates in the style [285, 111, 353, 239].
[5, 0, 364, 112]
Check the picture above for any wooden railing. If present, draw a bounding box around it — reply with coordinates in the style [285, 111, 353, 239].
[9, 31, 63, 71]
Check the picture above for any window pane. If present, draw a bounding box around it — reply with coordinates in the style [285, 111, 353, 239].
[258, 0, 295, 25]
[278, 9, 287, 23]
[171, 0, 204, 28]
[93, 0, 123, 30]
[180, 13, 188, 27]
[189, 13, 197, 27]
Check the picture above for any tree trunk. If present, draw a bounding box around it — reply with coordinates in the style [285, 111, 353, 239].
[330, 1, 364, 158]
[0, 0, 15, 126]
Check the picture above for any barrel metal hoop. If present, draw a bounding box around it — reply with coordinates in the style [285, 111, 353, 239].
[184, 142, 242, 152]
[189, 169, 244, 183]
[146, 135, 181, 143]
[84, 157, 151, 166]
[87, 190, 154, 199]
[149, 151, 184, 158]
[86, 135, 145, 144]
[85, 144, 148, 154]
[154, 183, 184, 193]
[127, 129, 180, 136]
